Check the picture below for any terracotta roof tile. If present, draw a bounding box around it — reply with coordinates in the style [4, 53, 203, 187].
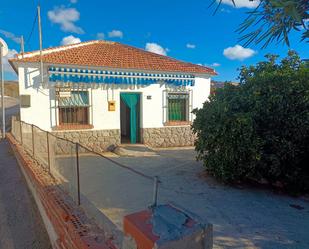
[10, 40, 216, 75]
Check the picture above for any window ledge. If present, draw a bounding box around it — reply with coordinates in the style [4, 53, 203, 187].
[164, 121, 192, 126]
[53, 124, 94, 131]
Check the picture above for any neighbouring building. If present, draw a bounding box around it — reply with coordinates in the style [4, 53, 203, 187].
[9, 40, 216, 150]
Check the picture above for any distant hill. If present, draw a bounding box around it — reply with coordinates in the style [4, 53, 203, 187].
[3, 81, 19, 98]
[211, 80, 239, 94]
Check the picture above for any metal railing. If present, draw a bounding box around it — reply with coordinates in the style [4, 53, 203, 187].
[11, 117, 159, 233]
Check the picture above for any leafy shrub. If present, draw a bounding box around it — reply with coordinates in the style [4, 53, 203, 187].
[192, 51, 309, 193]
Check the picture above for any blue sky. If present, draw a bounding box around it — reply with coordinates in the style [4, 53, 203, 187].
[1, 0, 308, 81]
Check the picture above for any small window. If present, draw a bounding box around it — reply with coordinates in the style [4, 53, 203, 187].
[167, 93, 189, 122]
[58, 91, 89, 125]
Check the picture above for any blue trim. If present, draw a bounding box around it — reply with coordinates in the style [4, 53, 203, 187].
[48, 67, 195, 86]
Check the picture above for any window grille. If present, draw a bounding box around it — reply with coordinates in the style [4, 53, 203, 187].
[163, 91, 191, 123]
[56, 90, 91, 126]
[168, 93, 189, 121]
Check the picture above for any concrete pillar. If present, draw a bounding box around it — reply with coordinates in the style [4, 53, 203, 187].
[123, 203, 213, 249]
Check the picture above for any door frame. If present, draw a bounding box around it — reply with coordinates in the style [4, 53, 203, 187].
[120, 92, 141, 144]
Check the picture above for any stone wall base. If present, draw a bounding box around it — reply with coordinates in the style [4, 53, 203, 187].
[141, 126, 195, 148]
[52, 129, 121, 152]
[47, 126, 194, 151]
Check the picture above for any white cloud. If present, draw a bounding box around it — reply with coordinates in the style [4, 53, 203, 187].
[145, 43, 168, 56]
[3, 49, 17, 73]
[223, 44, 256, 60]
[108, 30, 123, 38]
[97, 32, 105, 40]
[70, 0, 77, 3]
[0, 29, 21, 44]
[211, 62, 221, 67]
[48, 6, 84, 34]
[218, 0, 260, 8]
[198, 62, 221, 67]
[186, 43, 196, 49]
[61, 35, 81, 45]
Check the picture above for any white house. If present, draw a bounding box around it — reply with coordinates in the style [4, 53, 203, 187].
[9, 40, 216, 150]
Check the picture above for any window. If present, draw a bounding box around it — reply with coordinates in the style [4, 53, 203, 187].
[167, 93, 189, 122]
[58, 91, 90, 125]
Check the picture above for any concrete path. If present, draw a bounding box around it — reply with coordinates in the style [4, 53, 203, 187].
[0, 139, 51, 249]
[114, 144, 157, 157]
[58, 149, 309, 249]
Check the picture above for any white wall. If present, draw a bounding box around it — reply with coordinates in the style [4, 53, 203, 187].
[18, 65, 211, 131]
[91, 76, 210, 130]
[18, 66, 57, 131]
[91, 83, 165, 129]
[192, 77, 211, 110]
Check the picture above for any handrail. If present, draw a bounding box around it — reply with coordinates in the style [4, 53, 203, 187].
[19, 120, 155, 181]
[13, 117, 160, 207]
[78, 143, 154, 181]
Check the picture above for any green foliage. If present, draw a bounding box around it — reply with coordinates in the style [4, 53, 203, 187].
[212, 0, 309, 48]
[192, 51, 309, 193]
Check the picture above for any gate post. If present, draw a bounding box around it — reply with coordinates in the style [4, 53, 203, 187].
[76, 143, 81, 205]
[31, 124, 35, 156]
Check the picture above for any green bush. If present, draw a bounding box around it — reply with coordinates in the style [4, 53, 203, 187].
[192, 51, 309, 193]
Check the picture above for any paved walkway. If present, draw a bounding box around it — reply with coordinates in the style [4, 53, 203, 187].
[0, 139, 51, 249]
[61, 149, 309, 249]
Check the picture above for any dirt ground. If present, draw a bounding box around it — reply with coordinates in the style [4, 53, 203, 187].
[58, 148, 309, 249]
[0, 140, 51, 249]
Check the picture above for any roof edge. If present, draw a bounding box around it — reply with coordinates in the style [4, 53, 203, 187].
[10, 40, 217, 76]
[14, 40, 109, 60]
[12, 60, 216, 76]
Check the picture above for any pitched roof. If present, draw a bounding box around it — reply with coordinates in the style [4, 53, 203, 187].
[10, 40, 216, 75]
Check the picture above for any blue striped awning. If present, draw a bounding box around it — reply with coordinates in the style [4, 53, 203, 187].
[48, 67, 195, 86]
[58, 91, 89, 107]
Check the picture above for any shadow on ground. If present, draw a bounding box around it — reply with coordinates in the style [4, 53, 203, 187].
[58, 148, 309, 249]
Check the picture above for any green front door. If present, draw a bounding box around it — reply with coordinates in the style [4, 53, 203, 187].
[120, 93, 140, 144]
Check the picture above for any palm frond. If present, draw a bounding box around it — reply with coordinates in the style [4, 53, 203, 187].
[210, 0, 308, 48]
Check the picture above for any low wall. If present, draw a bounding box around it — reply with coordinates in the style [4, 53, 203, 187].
[142, 126, 195, 147]
[7, 133, 118, 249]
[12, 117, 196, 151]
[52, 129, 121, 152]
[54, 126, 195, 149]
